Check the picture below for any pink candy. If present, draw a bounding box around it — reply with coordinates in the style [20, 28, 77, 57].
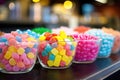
[0, 31, 38, 73]
[73, 34, 100, 63]
[12, 53, 19, 60]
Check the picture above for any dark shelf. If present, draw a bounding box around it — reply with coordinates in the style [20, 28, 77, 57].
[0, 53, 120, 80]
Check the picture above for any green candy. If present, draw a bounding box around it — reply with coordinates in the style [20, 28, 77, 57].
[32, 27, 51, 34]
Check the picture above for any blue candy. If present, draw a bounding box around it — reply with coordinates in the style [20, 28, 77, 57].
[24, 29, 40, 39]
[70, 45, 75, 50]
[49, 54, 55, 60]
[0, 37, 7, 42]
[16, 29, 22, 34]
[25, 47, 31, 53]
[16, 36, 22, 42]
[45, 44, 52, 53]
[86, 29, 114, 58]
[42, 50, 48, 56]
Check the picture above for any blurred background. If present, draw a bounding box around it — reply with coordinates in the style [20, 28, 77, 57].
[0, 0, 120, 32]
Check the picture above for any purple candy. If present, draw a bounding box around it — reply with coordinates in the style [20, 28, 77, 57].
[5, 64, 13, 71]
[12, 66, 20, 71]
[25, 47, 31, 53]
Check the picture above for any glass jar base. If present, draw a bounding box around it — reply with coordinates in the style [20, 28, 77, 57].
[41, 65, 70, 69]
[73, 60, 95, 64]
[97, 55, 110, 58]
[0, 66, 34, 74]
[38, 58, 72, 69]
[0, 69, 31, 74]
[39, 61, 71, 69]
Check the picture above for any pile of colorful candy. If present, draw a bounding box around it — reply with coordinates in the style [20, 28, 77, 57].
[52, 26, 78, 35]
[32, 27, 51, 35]
[86, 29, 114, 58]
[15, 29, 40, 39]
[0, 31, 38, 73]
[102, 27, 120, 53]
[74, 26, 91, 33]
[72, 34, 100, 63]
[38, 31, 76, 69]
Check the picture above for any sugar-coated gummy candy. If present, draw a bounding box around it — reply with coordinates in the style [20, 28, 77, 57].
[51, 48, 58, 55]
[27, 52, 35, 59]
[45, 44, 52, 52]
[0, 30, 38, 73]
[17, 48, 25, 55]
[49, 54, 55, 61]
[12, 53, 19, 60]
[17, 61, 25, 68]
[59, 49, 66, 56]
[53, 55, 62, 67]
[13, 66, 20, 71]
[25, 47, 31, 53]
[9, 58, 16, 66]
[47, 60, 54, 67]
[38, 31, 76, 69]
[16, 36, 22, 42]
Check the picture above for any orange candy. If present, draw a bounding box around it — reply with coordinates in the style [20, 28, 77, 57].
[17, 61, 25, 68]
[74, 26, 91, 33]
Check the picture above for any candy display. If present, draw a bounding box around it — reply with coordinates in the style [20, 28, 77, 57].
[32, 27, 51, 35]
[86, 29, 114, 58]
[102, 27, 120, 53]
[74, 26, 91, 33]
[38, 31, 77, 69]
[72, 34, 100, 63]
[0, 31, 38, 74]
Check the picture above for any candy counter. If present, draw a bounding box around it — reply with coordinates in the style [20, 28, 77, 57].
[0, 53, 120, 80]
[0, 28, 120, 80]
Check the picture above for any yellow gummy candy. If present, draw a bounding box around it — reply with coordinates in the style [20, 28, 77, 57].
[9, 58, 16, 66]
[27, 37, 36, 42]
[17, 48, 25, 55]
[39, 35, 46, 41]
[27, 52, 35, 59]
[59, 49, 66, 56]
[60, 31, 67, 39]
[0, 63, 4, 68]
[62, 55, 69, 65]
[55, 36, 64, 41]
[57, 44, 63, 51]
[58, 41, 66, 46]
[28, 42, 34, 48]
[53, 55, 62, 67]
[47, 60, 54, 67]
[4, 51, 12, 60]
[51, 48, 58, 55]
[8, 46, 17, 52]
